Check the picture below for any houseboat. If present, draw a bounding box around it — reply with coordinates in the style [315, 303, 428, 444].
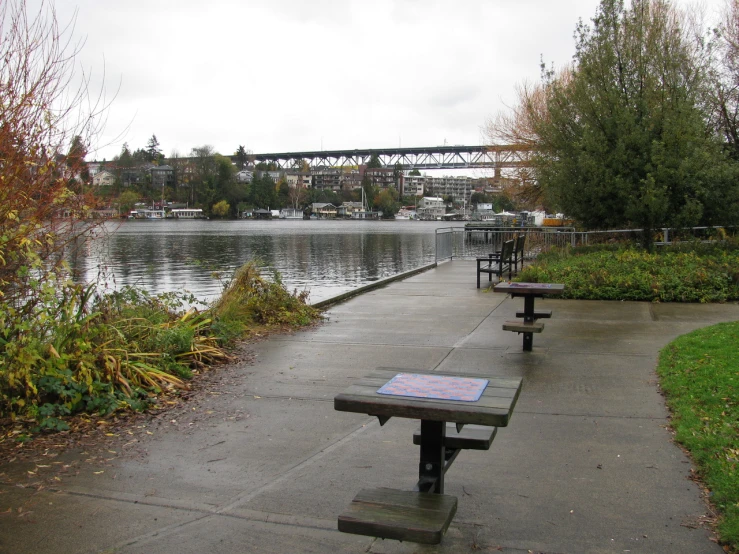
[279, 208, 304, 219]
[171, 208, 204, 219]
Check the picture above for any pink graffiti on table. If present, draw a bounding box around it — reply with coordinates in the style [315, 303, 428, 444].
[377, 373, 489, 402]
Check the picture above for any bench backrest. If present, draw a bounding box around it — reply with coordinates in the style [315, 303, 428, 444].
[515, 234, 526, 254]
[500, 239, 515, 263]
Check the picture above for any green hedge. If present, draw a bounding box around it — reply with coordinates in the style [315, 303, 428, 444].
[517, 244, 739, 302]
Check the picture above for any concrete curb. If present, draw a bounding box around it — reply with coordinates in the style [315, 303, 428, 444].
[311, 261, 437, 309]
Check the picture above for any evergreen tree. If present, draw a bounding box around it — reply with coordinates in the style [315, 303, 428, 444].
[532, 0, 738, 249]
[146, 134, 163, 163]
[367, 153, 382, 168]
[235, 145, 249, 169]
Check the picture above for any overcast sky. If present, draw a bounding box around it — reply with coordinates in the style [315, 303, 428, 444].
[48, 0, 727, 164]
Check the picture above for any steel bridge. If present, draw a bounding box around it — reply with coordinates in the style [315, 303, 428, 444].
[250, 144, 531, 171]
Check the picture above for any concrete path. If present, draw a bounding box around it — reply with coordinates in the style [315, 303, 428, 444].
[1, 261, 737, 554]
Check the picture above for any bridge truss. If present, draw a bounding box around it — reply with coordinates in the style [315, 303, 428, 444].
[251, 144, 532, 171]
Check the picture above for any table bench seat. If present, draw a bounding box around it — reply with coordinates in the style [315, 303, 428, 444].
[338, 487, 457, 545]
[413, 423, 497, 451]
[515, 309, 552, 319]
[502, 320, 545, 334]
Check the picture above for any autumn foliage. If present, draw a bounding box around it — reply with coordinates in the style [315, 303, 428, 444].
[0, 0, 106, 307]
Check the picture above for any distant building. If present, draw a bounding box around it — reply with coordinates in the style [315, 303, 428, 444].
[236, 169, 253, 183]
[417, 197, 445, 220]
[150, 165, 176, 188]
[311, 203, 337, 218]
[312, 168, 360, 191]
[401, 174, 428, 197]
[92, 170, 115, 187]
[285, 171, 311, 188]
[337, 201, 363, 218]
[361, 166, 397, 191]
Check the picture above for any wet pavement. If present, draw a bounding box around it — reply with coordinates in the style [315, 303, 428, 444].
[1, 260, 737, 554]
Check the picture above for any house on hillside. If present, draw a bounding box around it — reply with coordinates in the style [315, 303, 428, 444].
[236, 169, 253, 183]
[92, 170, 116, 187]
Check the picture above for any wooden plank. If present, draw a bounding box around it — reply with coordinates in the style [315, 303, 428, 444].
[502, 320, 544, 333]
[494, 282, 565, 296]
[334, 369, 523, 427]
[338, 488, 457, 544]
[515, 310, 552, 319]
[413, 423, 497, 450]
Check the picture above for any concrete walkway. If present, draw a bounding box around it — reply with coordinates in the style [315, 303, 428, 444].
[1, 261, 738, 554]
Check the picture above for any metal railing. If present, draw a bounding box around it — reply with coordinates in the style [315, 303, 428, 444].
[435, 225, 737, 263]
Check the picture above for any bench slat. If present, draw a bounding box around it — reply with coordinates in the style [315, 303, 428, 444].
[413, 423, 497, 450]
[338, 488, 457, 544]
[502, 320, 544, 333]
[515, 310, 552, 319]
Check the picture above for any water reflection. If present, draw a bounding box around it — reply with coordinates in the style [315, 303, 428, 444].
[73, 220, 461, 304]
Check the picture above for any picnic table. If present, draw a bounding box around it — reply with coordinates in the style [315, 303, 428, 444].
[494, 282, 565, 351]
[334, 367, 523, 544]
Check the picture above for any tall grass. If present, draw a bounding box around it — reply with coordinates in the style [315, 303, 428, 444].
[0, 261, 321, 431]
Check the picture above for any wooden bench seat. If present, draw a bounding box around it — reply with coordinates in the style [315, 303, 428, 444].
[515, 309, 552, 319]
[338, 488, 457, 544]
[413, 423, 497, 451]
[502, 320, 544, 333]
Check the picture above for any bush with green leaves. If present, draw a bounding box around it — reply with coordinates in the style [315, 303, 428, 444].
[517, 243, 739, 302]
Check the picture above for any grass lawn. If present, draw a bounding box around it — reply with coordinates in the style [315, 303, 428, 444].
[657, 322, 739, 552]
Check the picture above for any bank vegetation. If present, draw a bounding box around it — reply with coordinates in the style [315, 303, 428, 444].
[0, 1, 320, 436]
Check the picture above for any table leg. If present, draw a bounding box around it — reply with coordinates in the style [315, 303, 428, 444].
[417, 420, 446, 494]
[523, 295, 535, 351]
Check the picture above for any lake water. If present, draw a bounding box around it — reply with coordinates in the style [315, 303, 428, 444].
[71, 219, 463, 304]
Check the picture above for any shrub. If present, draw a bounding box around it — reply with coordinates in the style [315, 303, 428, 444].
[517, 243, 739, 302]
[0, 260, 321, 430]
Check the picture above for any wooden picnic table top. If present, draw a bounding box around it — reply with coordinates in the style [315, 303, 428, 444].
[334, 368, 522, 427]
[493, 282, 565, 296]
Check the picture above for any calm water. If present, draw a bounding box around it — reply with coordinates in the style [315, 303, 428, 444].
[70, 219, 463, 304]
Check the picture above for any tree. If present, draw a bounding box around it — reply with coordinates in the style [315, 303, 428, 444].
[0, 0, 110, 305]
[288, 182, 306, 210]
[235, 145, 250, 169]
[66, 134, 90, 188]
[367, 153, 382, 168]
[249, 173, 278, 209]
[409, 168, 421, 176]
[146, 134, 163, 163]
[361, 174, 378, 209]
[189, 145, 217, 207]
[374, 188, 400, 218]
[215, 155, 244, 215]
[393, 162, 403, 190]
[118, 190, 139, 213]
[211, 200, 230, 218]
[485, 80, 549, 207]
[525, 0, 737, 249]
[706, 0, 739, 160]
